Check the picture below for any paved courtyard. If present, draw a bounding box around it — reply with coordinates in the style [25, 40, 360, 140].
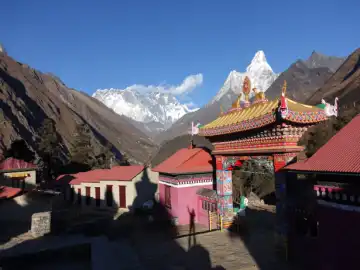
[129, 207, 292, 270]
[0, 198, 295, 269]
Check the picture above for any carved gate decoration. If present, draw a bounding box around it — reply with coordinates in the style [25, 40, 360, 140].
[199, 77, 328, 233]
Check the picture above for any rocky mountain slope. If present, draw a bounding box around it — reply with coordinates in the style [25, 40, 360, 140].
[151, 134, 213, 168]
[92, 88, 198, 136]
[307, 48, 360, 106]
[154, 51, 278, 144]
[0, 51, 156, 164]
[265, 51, 345, 102]
[304, 51, 344, 72]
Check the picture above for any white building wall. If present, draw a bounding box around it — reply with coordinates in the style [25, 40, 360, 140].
[65, 167, 160, 211]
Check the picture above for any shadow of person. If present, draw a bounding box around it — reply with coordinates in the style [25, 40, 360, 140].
[187, 206, 197, 249]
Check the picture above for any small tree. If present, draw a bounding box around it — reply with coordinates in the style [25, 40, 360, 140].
[37, 118, 62, 182]
[119, 152, 130, 166]
[70, 123, 95, 167]
[232, 159, 275, 202]
[5, 139, 35, 162]
[94, 142, 115, 169]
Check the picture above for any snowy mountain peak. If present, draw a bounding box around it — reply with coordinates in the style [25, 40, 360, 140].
[251, 50, 267, 64]
[246, 50, 273, 73]
[92, 88, 198, 132]
[212, 51, 279, 103]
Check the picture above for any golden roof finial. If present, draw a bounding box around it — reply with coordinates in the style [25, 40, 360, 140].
[282, 80, 287, 97]
[231, 93, 242, 109]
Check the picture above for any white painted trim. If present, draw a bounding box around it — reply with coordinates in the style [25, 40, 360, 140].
[159, 180, 213, 188]
[318, 200, 360, 212]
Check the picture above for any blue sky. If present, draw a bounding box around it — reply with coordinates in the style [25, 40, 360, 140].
[1, 0, 359, 107]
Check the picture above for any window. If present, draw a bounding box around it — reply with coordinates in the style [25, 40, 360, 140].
[165, 185, 171, 208]
[119, 186, 126, 208]
[202, 199, 216, 212]
[210, 203, 216, 213]
[106, 185, 113, 207]
[85, 187, 91, 206]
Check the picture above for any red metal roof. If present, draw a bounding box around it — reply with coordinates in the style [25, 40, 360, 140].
[0, 186, 23, 199]
[152, 148, 213, 174]
[57, 165, 145, 185]
[0, 158, 37, 171]
[285, 114, 360, 173]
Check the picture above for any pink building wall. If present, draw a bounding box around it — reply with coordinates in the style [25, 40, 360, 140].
[159, 182, 213, 226]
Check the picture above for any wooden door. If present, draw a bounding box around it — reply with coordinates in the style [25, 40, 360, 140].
[119, 186, 126, 208]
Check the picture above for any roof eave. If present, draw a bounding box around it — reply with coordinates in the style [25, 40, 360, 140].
[0, 168, 37, 173]
[285, 169, 360, 176]
[159, 170, 213, 175]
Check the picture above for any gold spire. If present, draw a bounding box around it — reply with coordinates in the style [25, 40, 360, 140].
[253, 88, 266, 102]
[231, 93, 242, 108]
[282, 80, 287, 96]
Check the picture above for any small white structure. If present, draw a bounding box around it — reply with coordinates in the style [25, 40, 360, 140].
[321, 97, 339, 117]
[0, 158, 37, 192]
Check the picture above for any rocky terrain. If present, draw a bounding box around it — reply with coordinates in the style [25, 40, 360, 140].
[307, 48, 360, 106]
[265, 51, 344, 102]
[0, 51, 156, 164]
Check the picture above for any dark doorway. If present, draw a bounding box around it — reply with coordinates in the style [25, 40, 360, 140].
[77, 188, 81, 205]
[85, 186, 91, 205]
[106, 185, 113, 207]
[95, 187, 100, 207]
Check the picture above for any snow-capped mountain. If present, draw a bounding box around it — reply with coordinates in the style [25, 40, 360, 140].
[92, 89, 198, 132]
[211, 51, 279, 103]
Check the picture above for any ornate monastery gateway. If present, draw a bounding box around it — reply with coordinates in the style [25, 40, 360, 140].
[199, 77, 328, 226]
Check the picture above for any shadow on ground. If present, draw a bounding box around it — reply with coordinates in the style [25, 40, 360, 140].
[0, 167, 225, 270]
[227, 207, 297, 270]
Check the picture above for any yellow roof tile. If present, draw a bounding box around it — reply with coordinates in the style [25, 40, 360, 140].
[202, 100, 278, 129]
